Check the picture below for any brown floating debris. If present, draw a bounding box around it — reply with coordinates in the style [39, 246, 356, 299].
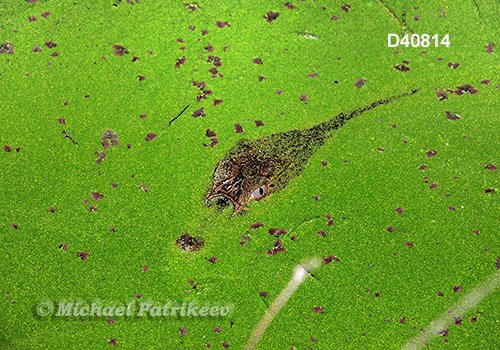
[0, 42, 14, 54]
[101, 128, 119, 144]
[263, 11, 280, 23]
[137, 184, 150, 192]
[445, 111, 460, 120]
[354, 78, 366, 88]
[394, 64, 410, 72]
[436, 89, 448, 101]
[175, 233, 204, 252]
[112, 44, 128, 56]
[486, 42, 493, 54]
[91, 192, 104, 201]
[453, 84, 479, 95]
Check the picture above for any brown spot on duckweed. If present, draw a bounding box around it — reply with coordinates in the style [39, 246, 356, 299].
[77, 251, 90, 260]
[249, 222, 264, 229]
[10, 223, 18, 229]
[317, 230, 327, 237]
[481, 80, 491, 85]
[485, 164, 498, 171]
[267, 239, 286, 255]
[340, 4, 351, 12]
[216, 21, 230, 28]
[0, 42, 14, 54]
[101, 128, 119, 144]
[445, 111, 460, 120]
[213, 99, 223, 106]
[175, 233, 204, 252]
[192, 107, 206, 118]
[322, 255, 340, 264]
[354, 78, 366, 88]
[484, 188, 495, 194]
[426, 150, 437, 157]
[253, 58, 263, 65]
[453, 84, 479, 95]
[436, 89, 448, 101]
[394, 64, 410, 72]
[255, 120, 264, 127]
[49, 206, 56, 213]
[137, 184, 150, 192]
[313, 306, 325, 313]
[91, 192, 104, 201]
[263, 11, 280, 23]
[438, 329, 449, 336]
[4, 145, 12, 152]
[387, 226, 394, 232]
[29, 16, 38, 22]
[111, 44, 128, 56]
[179, 326, 188, 336]
[395, 207, 403, 214]
[234, 124, 243, 133]
[486, 42, 493, 54]
[145, 132, 157, 141]
[175, 57, 187, 68]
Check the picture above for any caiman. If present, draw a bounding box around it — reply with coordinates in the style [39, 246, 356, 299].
[206, 89, 418, 214]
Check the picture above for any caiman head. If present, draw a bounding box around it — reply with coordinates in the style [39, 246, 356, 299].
[206, 150, 288, 213]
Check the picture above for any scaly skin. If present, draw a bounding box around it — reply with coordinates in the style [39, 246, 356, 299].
[206, 89, 418, 214]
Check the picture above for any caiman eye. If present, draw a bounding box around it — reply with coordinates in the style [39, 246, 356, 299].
[250, 185, 267, 200]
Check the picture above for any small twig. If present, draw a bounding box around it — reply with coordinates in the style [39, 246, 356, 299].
[62, 130, 78, 146]
[257, 293, 270, 311]
[168, 105, 189, 127]
[281, 215, 320, 240]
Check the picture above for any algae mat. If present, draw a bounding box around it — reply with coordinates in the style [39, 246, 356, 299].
[0, 0, 499, 349]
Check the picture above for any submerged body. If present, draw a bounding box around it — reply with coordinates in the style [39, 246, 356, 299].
[207, 89, 418, 213]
